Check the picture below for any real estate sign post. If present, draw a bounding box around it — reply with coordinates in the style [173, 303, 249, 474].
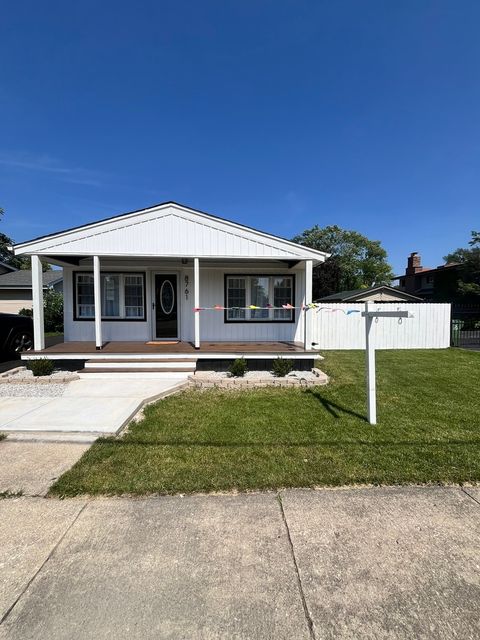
[362, 302, 410, 425]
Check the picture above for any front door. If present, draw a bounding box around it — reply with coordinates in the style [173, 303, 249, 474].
[154, 274, 178, 339]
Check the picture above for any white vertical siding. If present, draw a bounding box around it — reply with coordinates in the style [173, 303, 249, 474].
[64, 262, 305, 343]
[24, 204, 325, 262]
[64, 266, 152, 342]
[311, 303, 451, 349]
[184, 267, 303, 342]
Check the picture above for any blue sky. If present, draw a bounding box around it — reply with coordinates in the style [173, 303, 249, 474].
[1, 0, 479, 274]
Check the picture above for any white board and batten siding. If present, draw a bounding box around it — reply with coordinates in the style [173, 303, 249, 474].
[63, 263, 306, 343]
[311, 303, 451, 349]
[14, 203, 324, 262]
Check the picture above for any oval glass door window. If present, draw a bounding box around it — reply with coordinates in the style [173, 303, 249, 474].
[160, 280, 175, 315]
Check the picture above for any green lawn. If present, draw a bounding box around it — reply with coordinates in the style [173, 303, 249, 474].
[49, 349, 480, 496]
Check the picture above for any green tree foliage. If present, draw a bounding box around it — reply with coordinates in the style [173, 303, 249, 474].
[43, 289, 64, 332]
[0, 206, 50, 270]
[0, 230, 31, 269]
[442, 231, 480, 300]
[18, 288, 64, 333]
[292, 225, 393, 298]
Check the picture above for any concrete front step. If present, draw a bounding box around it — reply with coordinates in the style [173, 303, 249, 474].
[77, 371, 192, 380]
[84, 358, 196, 371]
[80, 367, 195, 374]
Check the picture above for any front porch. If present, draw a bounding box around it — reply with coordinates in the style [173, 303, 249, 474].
[14, 203, 329, 356]
[22, 340, 320, 374]
[23, 340, 318, 360]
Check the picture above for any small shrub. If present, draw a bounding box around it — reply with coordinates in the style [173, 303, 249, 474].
[18, 307, 33, 318]
[272, 357, 293, 377]
[228, 357, 248, 377]
[27, 358, 55, 377]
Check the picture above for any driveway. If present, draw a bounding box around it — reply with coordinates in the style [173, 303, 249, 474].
[0, 486, 479, 639]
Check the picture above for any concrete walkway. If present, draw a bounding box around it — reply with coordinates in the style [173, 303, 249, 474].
[0, 486, 479, 639]
[0, 376, 188, 436]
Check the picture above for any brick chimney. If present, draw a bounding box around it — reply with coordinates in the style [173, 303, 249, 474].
[406, 252, 422, 275]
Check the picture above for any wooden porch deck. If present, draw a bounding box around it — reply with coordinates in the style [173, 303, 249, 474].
[29, 341, 317, 358]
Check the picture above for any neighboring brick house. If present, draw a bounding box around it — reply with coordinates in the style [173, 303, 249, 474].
[394, 252, 460, 300]
[0, 268, 63, 314]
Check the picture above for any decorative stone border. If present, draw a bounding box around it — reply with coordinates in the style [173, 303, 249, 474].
[0, 366, 79, 385]
[188, 368, 328, 390]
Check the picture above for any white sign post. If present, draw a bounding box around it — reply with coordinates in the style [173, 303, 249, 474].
[362, 302, 411, 425]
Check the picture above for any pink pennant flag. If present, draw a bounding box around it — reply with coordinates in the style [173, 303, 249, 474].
[214, 305, 224, 310]
[282, 303, 294, 309]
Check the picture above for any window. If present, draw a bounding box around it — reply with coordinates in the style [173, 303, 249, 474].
[225, 275, 295, 322]
[77, 274, 95, 318]
[273, 277, 293, 320]
[74, 272, 145, 320]
[250, 277, 269, 319]
[226, 278, 246, 320]
[124, 275, 145, 318]
[101, 275, 120, 317]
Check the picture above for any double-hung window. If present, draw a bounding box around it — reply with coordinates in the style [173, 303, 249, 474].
[74, 272, 145, 320]
[225, 275, 295, 322]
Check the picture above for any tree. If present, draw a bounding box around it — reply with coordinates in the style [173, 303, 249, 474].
[0, 207, 49, 270]
[18, 289, 64, 333]
[441, 231, 480, 300]
[292, 224, 393, 299]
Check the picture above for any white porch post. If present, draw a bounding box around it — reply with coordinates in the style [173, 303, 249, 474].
[31, 255, 45, 351]
[194, 257, 200, 349]
[93, 255, 103, 350]
[304, 260, 313, 350]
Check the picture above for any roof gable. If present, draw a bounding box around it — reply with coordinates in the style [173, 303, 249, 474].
[13, 202, 328, 263]
[317, 285, 422, 302]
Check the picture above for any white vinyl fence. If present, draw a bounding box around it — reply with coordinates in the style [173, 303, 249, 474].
[311, 303, 451, 349]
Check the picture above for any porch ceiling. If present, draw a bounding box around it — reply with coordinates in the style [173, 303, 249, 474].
[39, 255, 304, 269]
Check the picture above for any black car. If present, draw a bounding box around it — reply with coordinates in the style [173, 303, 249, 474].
[0, 313, 34, 355]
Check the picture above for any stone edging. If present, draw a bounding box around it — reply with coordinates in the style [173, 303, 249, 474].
[188, 368, 329, 389]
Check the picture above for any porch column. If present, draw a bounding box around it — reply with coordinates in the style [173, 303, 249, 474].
[93, 255, 103, 350]
[194, 257, 200, 349]
[31, 255, 45, 351]
[304, 259, 313, 350]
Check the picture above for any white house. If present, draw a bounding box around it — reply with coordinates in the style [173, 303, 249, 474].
[13, 202, 328, 369]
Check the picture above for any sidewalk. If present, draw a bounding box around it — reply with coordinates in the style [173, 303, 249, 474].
[1, 486, 479, 639]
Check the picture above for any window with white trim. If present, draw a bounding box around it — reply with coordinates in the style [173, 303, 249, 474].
[74, 272, 145, 320]
[225, 275, 294, 322]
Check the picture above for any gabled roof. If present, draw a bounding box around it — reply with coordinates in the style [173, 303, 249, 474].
[13, 201, 329, 264]
[0, 269, 63, 290]
[316, 285, 422, 302]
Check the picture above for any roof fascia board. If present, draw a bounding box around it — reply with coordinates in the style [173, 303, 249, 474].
[14, 251, 325, 265]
